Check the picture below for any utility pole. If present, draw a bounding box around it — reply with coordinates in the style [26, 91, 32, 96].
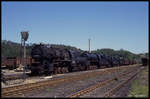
[20, 38, 22, 67]
[89, 38, 91, 53]
[21, 31, 29, 80]
[23, 39, 26, 79]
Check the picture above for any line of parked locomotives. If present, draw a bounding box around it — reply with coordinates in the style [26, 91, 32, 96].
[30, 44, 137, 75]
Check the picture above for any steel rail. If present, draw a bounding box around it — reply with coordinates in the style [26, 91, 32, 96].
[103, 68, 143, 97]
[2, 65, 139, 97]
[67, 66, 140, 98]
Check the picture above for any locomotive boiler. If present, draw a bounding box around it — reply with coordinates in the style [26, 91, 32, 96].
[31, 44, 72, 75]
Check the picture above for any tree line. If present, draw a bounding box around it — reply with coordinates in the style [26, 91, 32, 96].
[1, 40, 82, 58]
[2, 40, 147, 63]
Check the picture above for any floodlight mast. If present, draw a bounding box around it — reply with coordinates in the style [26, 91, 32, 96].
[21, 31, 29, 80]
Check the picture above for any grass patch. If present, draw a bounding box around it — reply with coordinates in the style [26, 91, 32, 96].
[128, 67, 149, 97]
[142, 69, 148, 75]
[129, 82, 148, 97]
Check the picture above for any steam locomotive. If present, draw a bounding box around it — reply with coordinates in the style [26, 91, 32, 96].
[30, 44, 136, 75]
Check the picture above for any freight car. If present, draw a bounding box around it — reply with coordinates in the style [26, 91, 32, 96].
[141, 57, 149, 66]
[1, 57, 32, 70]
[2, 57, 7, 69]
[3, 57, 20, 70]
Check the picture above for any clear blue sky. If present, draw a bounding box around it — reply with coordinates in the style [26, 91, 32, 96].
[2, 2, 148, 54]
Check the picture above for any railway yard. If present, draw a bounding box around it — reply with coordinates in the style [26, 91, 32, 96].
[2, 2, 149, 98]
[2, 64, 148, 98]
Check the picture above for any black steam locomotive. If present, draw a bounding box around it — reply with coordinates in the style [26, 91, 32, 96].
[30, 44, 135, 75]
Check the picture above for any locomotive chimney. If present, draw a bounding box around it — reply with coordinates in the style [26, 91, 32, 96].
[89, 38, 91, 53]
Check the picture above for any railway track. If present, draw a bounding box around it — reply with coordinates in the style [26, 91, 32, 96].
[2, 64, 138, 81]
[2, 64, 135, 81]
[4, 74, 26, 81]
[67, 66, 143, 98]
[103, 67, 144, 97]
[2, 65, 139, 97]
